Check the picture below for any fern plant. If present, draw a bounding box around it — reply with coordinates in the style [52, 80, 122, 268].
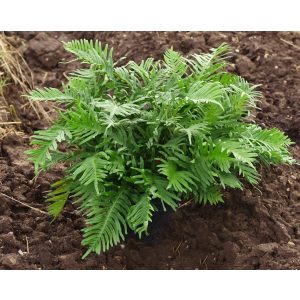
[26, 40, 295, 257]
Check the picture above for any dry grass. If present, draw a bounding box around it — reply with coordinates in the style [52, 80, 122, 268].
[0, 32, 51, 133]
[0, 34, 34, 92]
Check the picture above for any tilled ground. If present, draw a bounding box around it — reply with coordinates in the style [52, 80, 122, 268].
[0, 31, 300, 269]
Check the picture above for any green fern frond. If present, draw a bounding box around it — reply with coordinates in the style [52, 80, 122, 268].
[219, 172, 243, 189]
[152, 176, 180, 210]
[187, 82, 224, 109]
[26, 125, 71, 172]
[209, 144, 232, 172]
[158, 160, 197, 192]
[47, 178, 72, 218]
[234, 163, 261, 185]
[27, 87, 74, 103]
[229, 76, 262, 108]
[219, 140, 258, 166]
[95, 100, 140, 118]
[127, 58, 155, 83]
[196, 186, 224, 205]
[64, 39, 113, 72]
[188, 43, 229, 79]
[177, 122, 208, 145]
[127, 193, 155, 238]
[82, 188, 131, 258]
[164, 48, 187, 76]
[63, 106, 104, 144]
[72, 153, 108, 195]
[191, 155, 216, 189]
[114, 66, 140, 90]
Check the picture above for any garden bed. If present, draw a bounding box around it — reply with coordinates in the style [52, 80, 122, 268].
[0, 31, 300, 269]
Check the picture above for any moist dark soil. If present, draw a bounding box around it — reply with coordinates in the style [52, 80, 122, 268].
[0, 32, 300, 269]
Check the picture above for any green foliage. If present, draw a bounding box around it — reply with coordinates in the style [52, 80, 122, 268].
[26, 40, 295, 257]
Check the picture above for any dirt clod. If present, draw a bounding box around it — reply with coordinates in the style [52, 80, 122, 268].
[255, 243, 279, 253]
[0, 216, 13, 234]
[0, 253, 19, 268]
[25, 32, 63, 69]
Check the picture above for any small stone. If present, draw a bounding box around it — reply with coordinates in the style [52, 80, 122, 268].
[236, 55, 256, 75]
[58, 253, 78, 263]
[18, 249, 24, 256]
[287, 241, 295, 247]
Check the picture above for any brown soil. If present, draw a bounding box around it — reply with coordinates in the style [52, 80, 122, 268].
[0, 31, 300, 270]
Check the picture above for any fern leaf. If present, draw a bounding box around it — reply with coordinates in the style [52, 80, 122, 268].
[188, 43, 229, 78]
[26, 125, 71, 172]
[64, 39, 114, 74]
[82, 188, 131, 257]
[158, 160, 197, 192]
[209, 144, 232, 172]
[152, 176, 180, 210]
[219, 140, 257, 166]
[64, 106, 104, 144]
[242, 125, 295, 164]
[127, 58, 154, 82]
[191, 156, 216, 189]
[47, 179, 72, 218]
[196, 186, 223, 205]
[164, 48, 187, 76]
[235, 163, 260, 185]
[219, 172, 243, 189]
[187, 82, 224, 109]
[72, 154, 108, 194]
[229, 77, 262, 108]
[127, 194, 155, 238]
[28, 87, 74, 103]
[95, 100, 140, 118]
[178, 122, 208, 145]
